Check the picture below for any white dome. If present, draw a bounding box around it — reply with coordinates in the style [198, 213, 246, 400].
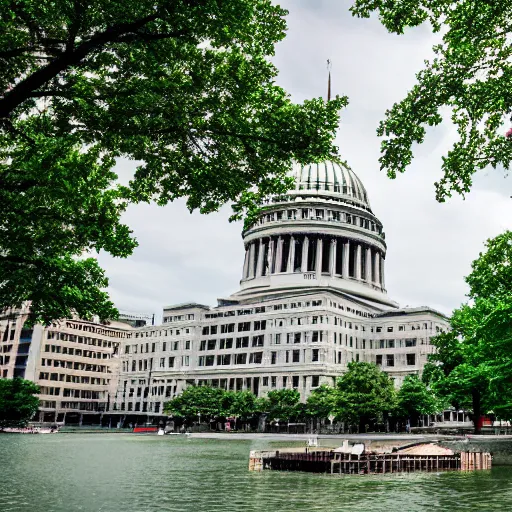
[292, 160, 370, 209]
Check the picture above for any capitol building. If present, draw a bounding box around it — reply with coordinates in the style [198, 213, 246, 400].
[0, 159, 449, 424]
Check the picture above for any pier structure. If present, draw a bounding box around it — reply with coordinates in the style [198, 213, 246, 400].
[249, 442, 492, 475]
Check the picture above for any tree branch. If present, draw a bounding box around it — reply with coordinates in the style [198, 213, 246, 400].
[0, 11, 190, 119]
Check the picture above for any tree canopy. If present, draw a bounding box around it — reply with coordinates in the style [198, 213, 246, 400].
[396, 374, 439, 426]
[0, 378, 40, 428]
[335, 362, 397, 431]
[1, 1, 345, 323]
[424, 231, 512, 432]
[351, 0, 512, 202]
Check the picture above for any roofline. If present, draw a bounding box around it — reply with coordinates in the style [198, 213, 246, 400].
[163, 302, 211, 312]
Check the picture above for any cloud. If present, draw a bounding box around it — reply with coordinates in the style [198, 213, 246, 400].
[98, 1, 512, 319]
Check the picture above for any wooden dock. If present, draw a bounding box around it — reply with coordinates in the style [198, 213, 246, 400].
[249, 442, 492, 475]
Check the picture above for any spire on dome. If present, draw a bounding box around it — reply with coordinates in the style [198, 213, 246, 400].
[327, 59, 332, 101]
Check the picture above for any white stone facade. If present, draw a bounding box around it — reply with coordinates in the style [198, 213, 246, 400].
[113, 160, 450, 417]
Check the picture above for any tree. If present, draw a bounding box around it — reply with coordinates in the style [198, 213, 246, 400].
[1, 1, 346, 323]
[0, 378, 40, 428]
[350, 1, 512, 202]
[424, 232, 512, 432]
[335, 362, 396, 432]
[396, 375, 439, 427]
[163, 385, 227, 423]
[224, 390, 259, 426]
[306, 384, 337, 420]
[260, 388, 301, 423]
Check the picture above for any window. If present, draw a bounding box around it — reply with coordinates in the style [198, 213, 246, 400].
[210, 326, 217, 335]
[234, 353, 247, 365]
[152, 343, 156, 352]
[387, 327, 393, 332]
[376, 355, 383, 366]
[182, 355, 189, 366]
[312, 331, 319, 342]
[275, 333, 281, 345]
[221, 323, 235, 333]
[406, 353, 416, 366]
[292, 376, 299, 388]
[252, 335, 264, 347]
[292, 350, 300, 363]
[312, 349, 319, 362]
[253, 320, 266, 330]
[207, 339, 216, 351]
[271, 376, 277, 388]
[311, 375, 320, 387]
[399, 325, 405, 332]
[199, 340, 207, 351]
[294, 333, 301, 344]
[162, 342, 167, 352]
[236, 337, 249, 348]
[217, 354, 231, 365]
[249, 352, 263, 364]
[263, 377, 269, 386]
[386, 354, 394, 367]
[160, 358, 165, 368]
[238, 322, 251, 332]
[205, 355, 215, 366]
[271, 351, 277, 364]
[202, 327, 209, 335]
[168, 357, 175, 368]
[388, 340, 395, 348]
[405, 338, 417, 347]
[173, 341, 179, 350]
[379, 339, 385, 349]
[125, 346, 130, 354]
[185, 340, 191, 350]
[376, 327, 382, 333]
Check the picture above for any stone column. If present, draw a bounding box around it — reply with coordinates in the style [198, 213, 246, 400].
[316, 238, 323, 279]
[242, 246, 250, 279]
[255, 239, 264, 277]
[275, 236, 283, 273]
[267, 237, 274, 275]
[374, 251, 381, 287]
[301, 236, 309, 273]
[248, 242, 255, 278]
[381, 256, 386, 289]
[287, 236, 295, 273]
[365, 247, 372, 283]
[342, 240, 350, 278]
[355, 244, 362, 280]
[329, 238, 337, 276]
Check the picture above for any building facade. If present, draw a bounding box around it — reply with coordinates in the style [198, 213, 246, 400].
[114, 160, 450, 419]
[1, 159, 450, 425]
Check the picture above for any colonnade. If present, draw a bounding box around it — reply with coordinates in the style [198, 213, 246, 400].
[242, 235, 385, 289]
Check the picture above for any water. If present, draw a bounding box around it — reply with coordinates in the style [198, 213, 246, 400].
[1, 434, 512, 512]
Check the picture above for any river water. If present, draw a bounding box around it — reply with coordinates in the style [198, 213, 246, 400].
[1, 434, 511, 512]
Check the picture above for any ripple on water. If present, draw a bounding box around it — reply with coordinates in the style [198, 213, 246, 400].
[1, 435, 511, 512]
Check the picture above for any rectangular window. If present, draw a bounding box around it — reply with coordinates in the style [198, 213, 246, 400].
[207, 339, 216, 351]
[292, 350, 300, 363]
[173, 341, 179, 350]
[312, 349, 319, 362]
[210, 326, 217, 335]
[387, 327, 393, 332]
[294, 333, 301, 344]
[386, 354, 394, 367]
[162, 342, 167, 352]
[292, 376, 299, 388]
[168, 357, 175, 368]
[312, 331, 319, 342]
[202, 327, 209, 335]
[185, 340, 190, 350]
[200, 340, 206, 351]
[311, 375, 320, 387]
[275, 333, 281, 345]
[205, 355, 215, 366]
[182, 355, 189, 366]
[405, 338, 417, 347]
[249, 352, 263, 364]
[238, 322, 251, 332]
[217, 354, 231, 365]
[376, 355, 383, 366]
[271, 351, 277, 364]
[236, 337, 249, 348]
[160, 358, 165, 368]
[406, 353, 416, 366]
[252, 335, 264, 347]
[271, 376, 277, 388]
[388, 339, 395, 348]
[262, 377, 269, 386]
[235, 353, 247, 365]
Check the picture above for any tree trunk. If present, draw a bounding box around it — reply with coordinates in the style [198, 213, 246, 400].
[472, 389, 482, 435]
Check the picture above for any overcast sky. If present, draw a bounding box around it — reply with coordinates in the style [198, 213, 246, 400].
[98, 0, 512, 320]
